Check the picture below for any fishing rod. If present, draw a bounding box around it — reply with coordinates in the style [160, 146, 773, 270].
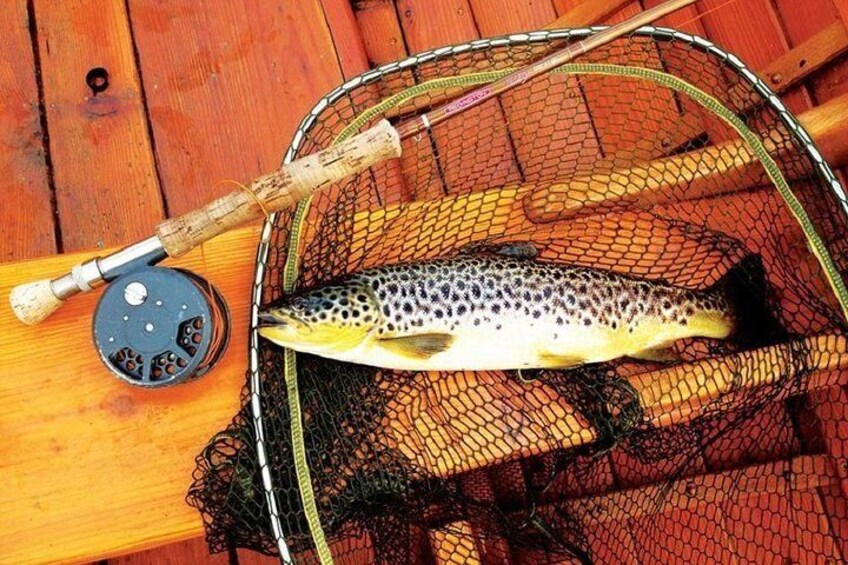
[10, 0, 695, 327]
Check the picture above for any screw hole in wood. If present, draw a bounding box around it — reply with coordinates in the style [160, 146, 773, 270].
[86, 67, 110, 96]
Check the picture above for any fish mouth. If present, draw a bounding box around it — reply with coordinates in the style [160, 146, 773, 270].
[257, 311, 281, 328]
[256, 311, 313, 335]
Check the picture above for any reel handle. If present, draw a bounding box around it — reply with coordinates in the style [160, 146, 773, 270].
[9, 280, 64, 326]
[156, 120, 401, 258]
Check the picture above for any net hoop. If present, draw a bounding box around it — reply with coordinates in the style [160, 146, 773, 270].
[247, 26, 848, 564]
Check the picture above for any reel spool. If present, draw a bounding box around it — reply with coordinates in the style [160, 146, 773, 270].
[93, 267, 230, 387]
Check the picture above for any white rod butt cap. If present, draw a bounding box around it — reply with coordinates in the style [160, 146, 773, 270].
[10, 280, 64, 326]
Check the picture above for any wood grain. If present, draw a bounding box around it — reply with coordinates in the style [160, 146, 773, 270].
[0, 226, 260, 565]
[32, 0, 164, 253]
[0, 0, 56, 262]
[396, 0, 523, 195]
[549, 0, 632, 28]
[558, 455, 845, 564]
[126, 0, 345, 217]
[524, 90, 848, 223]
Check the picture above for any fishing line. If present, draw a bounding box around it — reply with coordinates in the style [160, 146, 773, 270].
[216, 178, 273, 218]
[673, 0, 743, 31]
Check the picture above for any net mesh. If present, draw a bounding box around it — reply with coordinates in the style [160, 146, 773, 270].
[188, 29, 848, 564]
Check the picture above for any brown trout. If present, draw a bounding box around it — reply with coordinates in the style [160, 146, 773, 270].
[258, 245, 774, 371]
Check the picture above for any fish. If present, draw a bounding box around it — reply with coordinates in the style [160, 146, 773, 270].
[257, 244, 779, 372]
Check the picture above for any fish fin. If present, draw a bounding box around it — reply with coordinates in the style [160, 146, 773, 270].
[377, 333, 455, 360]
[538, 352, 585, 369]
[458, 240, 538, 259]
[629, 346, 680, 363]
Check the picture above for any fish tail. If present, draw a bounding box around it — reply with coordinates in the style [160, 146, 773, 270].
[710, 254, 787, 349]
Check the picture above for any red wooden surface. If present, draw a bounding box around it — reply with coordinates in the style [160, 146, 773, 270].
[33, 0, 164, 252]
[2, 1, 848, 563]
[0, 1, 56, 261]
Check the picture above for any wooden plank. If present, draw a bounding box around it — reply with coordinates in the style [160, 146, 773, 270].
[558, 455, 844, 564]
[0, 0, 56, 262]
[703, 398, 800, 471]
[810, 385, 848, 496]
[549, 0, 632, 28]
[469, 0, 604, 184]
[125, 0, 344, 216]
[524, 90, 848, 223]
[696, 0, 812, 118]
[773, 0, 848, 102]
[429, 521, 483, 565]
[746, 20, 848, 97]
[32, 0, 164, 252]
[353, 0, 442, 202]
[318, 0, 371, 80]
[553, 1, 696, 159]
[108, 539, 229, 565]
[0, 226, 260, 565]
[396, 0, 523, 195]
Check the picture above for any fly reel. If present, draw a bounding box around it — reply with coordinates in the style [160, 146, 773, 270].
[93, 267, 230, 387]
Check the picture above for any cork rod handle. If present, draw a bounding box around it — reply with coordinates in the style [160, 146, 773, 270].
[156, 119, 402, 258]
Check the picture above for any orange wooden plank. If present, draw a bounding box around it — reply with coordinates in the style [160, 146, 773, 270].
[318, 0, 371, 79]
[317, 0, 409, 208]
[0, 0, 56, 262]
[459, 471, 514, 564]
[126, 0, 344, 217]
[773, 0, 848, 102]
[703, 399, 801, 472]
[32, 0, 164, 253]
[396, 0, 523, 195]
[550, 0, 632, 25]
[353, 0, 441, 202]
[468, 0, 552, 33]
[469, 0, 604, 183]
[108, 538, 229, 565]
[810, 385, 848, 496]
[0, 227, 259, 565]
[696, 0, 812, 116]
[552, 1, 691, 158]
[630, 503, 739, 565]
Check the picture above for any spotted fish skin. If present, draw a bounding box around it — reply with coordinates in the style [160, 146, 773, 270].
[258, 254, 736, 371]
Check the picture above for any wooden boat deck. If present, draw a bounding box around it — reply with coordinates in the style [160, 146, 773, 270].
[2, 1, 848, 564]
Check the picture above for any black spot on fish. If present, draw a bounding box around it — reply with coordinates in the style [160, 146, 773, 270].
[471, 284, 482, 299]
[382, 305, 391, 316]
[556, 316, 564, 326]
[532, 310, 541, 319]
[583, 318, 591, 326]
[402, 303, 413, 314]
[341, 311, 349, 320]
[492, 304, 501, 314]
[434, 309, 444, 319]
[474, 318, 481, 326]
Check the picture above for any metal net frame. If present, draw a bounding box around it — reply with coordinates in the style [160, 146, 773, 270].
[187, 26, 848, 565]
